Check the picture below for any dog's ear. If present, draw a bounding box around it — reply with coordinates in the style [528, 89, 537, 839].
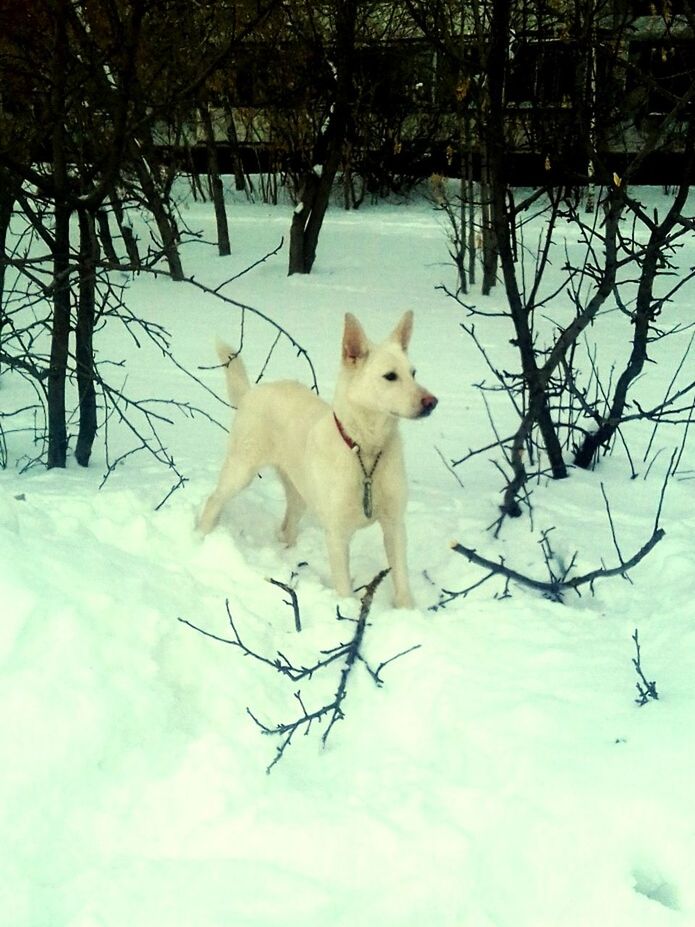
[342, 313, 369, 364]
[391, 310, 414, 351]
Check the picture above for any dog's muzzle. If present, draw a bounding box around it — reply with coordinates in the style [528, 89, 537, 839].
[418, 394, 438, 418]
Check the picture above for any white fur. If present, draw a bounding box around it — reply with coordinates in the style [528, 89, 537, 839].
[196, 311, 437, 608]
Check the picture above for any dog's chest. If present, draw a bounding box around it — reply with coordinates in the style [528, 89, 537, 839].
[306, 420, 405, 528]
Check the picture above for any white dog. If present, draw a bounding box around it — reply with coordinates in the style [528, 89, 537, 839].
[197, 311, 437, 608]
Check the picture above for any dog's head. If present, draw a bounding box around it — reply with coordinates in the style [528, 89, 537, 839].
[341, 311, 438, 419]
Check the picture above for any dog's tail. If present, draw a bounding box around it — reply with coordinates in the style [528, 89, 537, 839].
[216, 339, 251, 406]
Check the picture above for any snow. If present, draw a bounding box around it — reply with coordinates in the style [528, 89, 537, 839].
[2, 184, 695, 926]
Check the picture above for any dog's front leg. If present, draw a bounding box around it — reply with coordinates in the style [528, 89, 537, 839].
[326, 527, 353, 598]
[380, 516, 414, 609]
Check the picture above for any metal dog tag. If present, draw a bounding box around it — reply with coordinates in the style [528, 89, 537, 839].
[363, 479, 373, 518]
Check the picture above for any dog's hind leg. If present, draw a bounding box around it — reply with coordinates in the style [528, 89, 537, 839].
[277, 470, 305, 547]
[196, 450, 258, 536]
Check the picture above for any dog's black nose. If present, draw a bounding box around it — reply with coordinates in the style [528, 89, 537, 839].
[420, 394, 438, 417]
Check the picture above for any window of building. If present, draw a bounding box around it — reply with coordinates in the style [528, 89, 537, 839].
[507, 39, 577, 107]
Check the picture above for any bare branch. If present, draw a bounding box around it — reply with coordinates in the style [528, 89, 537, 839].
[179, 570, 422, 773]
[450, 525, 665, 601]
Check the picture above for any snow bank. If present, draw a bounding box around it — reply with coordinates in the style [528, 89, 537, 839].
[1, 187, 694, 926]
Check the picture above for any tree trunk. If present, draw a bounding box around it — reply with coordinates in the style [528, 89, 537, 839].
[485, 0, 566, 509]
[304, 141, 344, 272]
[454, 111, 468, 294]
[467, 175, 476, 287]
[110, 192, 141, 269]
[47, 3, 70, 469]
[75, 208, 99, 467]
[288, 172, 319, 275]
[133, 138, 184, 280]
[288, 123, 346, 275]
[47, 199, 71, 469]
[0, 171, 17, 375]
[96, 208, 118, 265]
[479, 147, 498, 295]
[225, 105, 248, 193]
[199, 102, 231, 256]
[287, 0, 357, 275]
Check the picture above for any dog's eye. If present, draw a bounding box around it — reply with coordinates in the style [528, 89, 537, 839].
[411, 368, 416, 378]
[383, 371, 398, 381]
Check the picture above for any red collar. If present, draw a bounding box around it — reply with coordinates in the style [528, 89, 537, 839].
[333, 413, 358, 450]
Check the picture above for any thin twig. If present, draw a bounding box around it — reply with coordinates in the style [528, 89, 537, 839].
[267, 577, 302, 632]
[600, 482, 626, 569]
[632, 629, 659, 706]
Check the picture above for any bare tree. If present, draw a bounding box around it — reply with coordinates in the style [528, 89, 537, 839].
[198, 101, 232, 256]
[420, 0, 695, 518]
[287, 0, 360, 275]
[0, 0, 278, 470]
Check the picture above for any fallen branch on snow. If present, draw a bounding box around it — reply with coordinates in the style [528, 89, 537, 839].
[447, 450, 674, 603]
[450, 526, 664, 602]
[632, 628, 659, 706]
[178, 569, 421, 772]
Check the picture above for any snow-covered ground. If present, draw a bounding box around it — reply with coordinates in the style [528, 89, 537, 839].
[2, 185, 695, 926]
